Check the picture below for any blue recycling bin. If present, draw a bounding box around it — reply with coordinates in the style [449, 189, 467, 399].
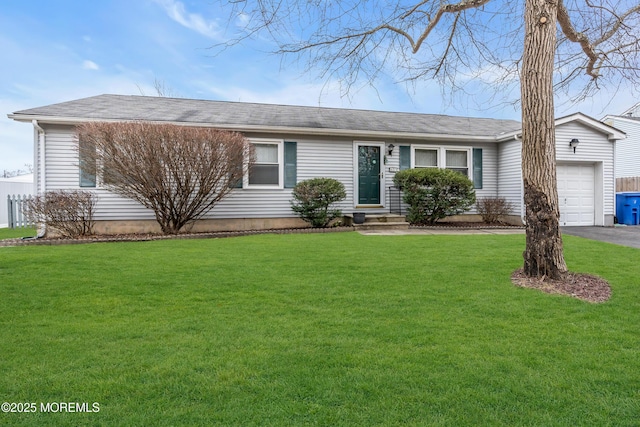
[616, 192, 640, 225]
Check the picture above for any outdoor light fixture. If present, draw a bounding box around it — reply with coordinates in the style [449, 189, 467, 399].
[387, 144, 395, 155]
[569, 138, 580, 153]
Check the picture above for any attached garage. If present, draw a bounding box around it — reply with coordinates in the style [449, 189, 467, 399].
[557, 163, 595, 226]
[498, 113, 625, 227]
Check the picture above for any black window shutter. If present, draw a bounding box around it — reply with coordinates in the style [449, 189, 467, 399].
[399, 146, 411, 170]
[284, 141, 297, 188]
[473, 148, 483, 189]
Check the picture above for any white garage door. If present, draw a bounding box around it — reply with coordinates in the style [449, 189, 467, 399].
[557, 164, 595, 226]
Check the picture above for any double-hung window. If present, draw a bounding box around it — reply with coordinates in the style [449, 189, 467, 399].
[411, 146, 472, 179]
[246, 139, 284, 188]
[414, 148, 438, 168]
[445, 149, 469, 177]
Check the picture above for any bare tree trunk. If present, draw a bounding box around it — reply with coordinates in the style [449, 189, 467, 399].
[520, 0, 568, 279]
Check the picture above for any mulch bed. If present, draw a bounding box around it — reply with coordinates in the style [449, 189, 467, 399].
[511, 269, 611, 303]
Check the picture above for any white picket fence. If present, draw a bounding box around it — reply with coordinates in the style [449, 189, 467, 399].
[5, 194, 32, 228]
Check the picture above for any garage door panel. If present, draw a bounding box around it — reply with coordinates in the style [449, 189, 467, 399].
[558, 163, 595, 226]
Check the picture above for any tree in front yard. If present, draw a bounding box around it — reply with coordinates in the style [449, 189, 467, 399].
[216, 1, 640, 279]
[76, 122, 253, 234]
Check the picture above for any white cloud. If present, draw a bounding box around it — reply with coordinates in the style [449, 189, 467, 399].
[154, 0, 221, 40]
[82, 60, 99, 70]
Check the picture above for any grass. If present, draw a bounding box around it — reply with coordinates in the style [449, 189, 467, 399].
[0, 232, 638, 426]
[0, 226, 36, 240]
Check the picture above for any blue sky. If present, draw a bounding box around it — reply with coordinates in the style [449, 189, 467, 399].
[1, 0, 637, 174]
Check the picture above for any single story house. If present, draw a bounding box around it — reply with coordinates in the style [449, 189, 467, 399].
[8, 94, 625, 233]
[603, 102, 640, 192]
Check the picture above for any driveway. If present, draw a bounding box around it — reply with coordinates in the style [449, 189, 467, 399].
[562, 226, 640, 249]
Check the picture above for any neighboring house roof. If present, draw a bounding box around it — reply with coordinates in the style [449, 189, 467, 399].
[620, 102, 640, 118]
[9, 94, 523, 141]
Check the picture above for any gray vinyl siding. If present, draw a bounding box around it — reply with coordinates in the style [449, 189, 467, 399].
[36, 125, 521, 220]
[497, 122, 616, 220]
[39, 127, 362, 220]
[43, 125, 82, 190]
[41, 124, 153, 220]
[297, 137, 354, 212]
[466, 143, 498, 214]
[497, 139, 523, 217]
[605, 117, 640, 178]
[555, 121, 615, 216]
[473, 143, 498, 198]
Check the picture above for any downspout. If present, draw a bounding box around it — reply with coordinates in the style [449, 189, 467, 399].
[32, 120, 46, 238]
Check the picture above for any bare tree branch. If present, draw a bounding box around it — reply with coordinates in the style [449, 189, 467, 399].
[557, 0, 640, 78]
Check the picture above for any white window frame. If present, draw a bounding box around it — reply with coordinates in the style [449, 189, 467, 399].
[412, 145, 440, 169]
[411, 145, 472, 179]
[444, 147, 472, 178]
[244, 138, 284, 189]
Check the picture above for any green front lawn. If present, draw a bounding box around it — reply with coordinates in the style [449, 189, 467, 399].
[0, 226, 36, 240]
[0, 233, 638, 426]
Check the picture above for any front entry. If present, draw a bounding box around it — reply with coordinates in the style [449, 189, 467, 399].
[357, 145, 381, 205]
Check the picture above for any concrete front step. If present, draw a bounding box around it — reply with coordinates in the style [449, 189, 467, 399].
[346, 214, 406, 223]
[353, 221, 410, 230]
[346, 214, 409, 230]
[362, 214, 406, 223]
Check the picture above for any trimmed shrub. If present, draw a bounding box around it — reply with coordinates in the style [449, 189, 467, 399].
[24, 190, 97, 238]
[291, 178, 346, 228]
[393, 168, 476, 225]
[476, 197, 514, 224]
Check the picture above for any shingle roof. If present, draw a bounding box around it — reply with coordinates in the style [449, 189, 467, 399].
[10, 94, 522, 139]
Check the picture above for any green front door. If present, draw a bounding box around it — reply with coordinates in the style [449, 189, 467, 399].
[358, 145, 381, 205]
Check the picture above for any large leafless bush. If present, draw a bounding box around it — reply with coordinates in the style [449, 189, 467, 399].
[24, 190, 96, 238]
[476, 197, 515, 224]
[77, 122, 253, 234]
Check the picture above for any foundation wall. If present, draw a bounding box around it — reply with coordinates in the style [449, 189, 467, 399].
[68, 217, 310, 236]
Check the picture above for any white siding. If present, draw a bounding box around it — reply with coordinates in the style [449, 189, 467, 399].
[556, 121, 615, 221]
[40, 127, 361, 220]
[605, 117, 640, 178]
[44, 125, 84, 189]
[496, 121, 615, 224]
[474, 142, 499, 198]
[497, 140, 523, 216]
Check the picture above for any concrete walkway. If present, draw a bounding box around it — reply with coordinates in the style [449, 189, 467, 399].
[358, 227, 525, 236]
